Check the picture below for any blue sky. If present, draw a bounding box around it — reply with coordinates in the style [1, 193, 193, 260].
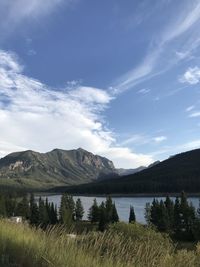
[0, 0, 200, 168]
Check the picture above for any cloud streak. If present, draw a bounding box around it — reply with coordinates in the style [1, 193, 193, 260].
[0, 0, 75, 40]
[113, 0, 200, 93]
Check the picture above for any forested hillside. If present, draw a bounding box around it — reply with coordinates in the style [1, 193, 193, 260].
[63, 148, 200, 194]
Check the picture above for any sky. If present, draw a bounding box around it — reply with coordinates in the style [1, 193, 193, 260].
[0, 0, 200, 168]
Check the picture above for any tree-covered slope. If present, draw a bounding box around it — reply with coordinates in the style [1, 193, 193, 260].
[63, 148, 200, 194]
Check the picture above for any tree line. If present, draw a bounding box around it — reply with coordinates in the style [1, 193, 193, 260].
[0, 193, 132, 231]
[145, 192, 200, 241]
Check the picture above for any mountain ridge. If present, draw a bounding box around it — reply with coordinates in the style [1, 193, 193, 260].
[0, 148, 118, 190]
[63, 148, 200, 194]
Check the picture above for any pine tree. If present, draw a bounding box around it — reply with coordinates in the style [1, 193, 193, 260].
[173, 197, 182, 239]
[49, 203, 58, 224]
[157, 200, 169, 232]
[59, 194, 75, 226]
[16, 195, 30, 219]
[98, 202, 107, 231]
[178, 191, 195, 240]
[112, 203, 119, 223]
[0, 195, 7, 217]
[105, 196, 113, 223]
[144, 202, 151, 225]
[5, 195, 16, 217]
[164, 195, 174, 230]
[38, 197, 49, 228]
[88, 199, 99, 223]
[192, 199, 200, 240]
[75, 198, 84, 221]
[129, 205, 136, 223]
[150, 199, 159, 226]
[30, 193, 39, 226]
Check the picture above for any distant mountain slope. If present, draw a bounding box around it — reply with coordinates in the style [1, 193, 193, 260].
[0, 148, 117, 190]
[63, 149, 200, 194]
[117, 166, 146, 176]
[116, 161, 160, 176]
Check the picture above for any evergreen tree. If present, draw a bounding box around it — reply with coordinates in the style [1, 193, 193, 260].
[38, 197, 49, 228]
[150, 199, 159, 226]
[173, 197, 182, 239]
[129, 205, 136, 223]
[0, 195, 7, 217]
[59, 194, 75, 226]
[5, 195, 17, 217]
[178, 192, 195, 240]
[16, 195, 30, 219]
[88, 199, 99, 223]
[192, 199, 200, 240]
[98, 202, 107, 231]
[144, 202, 151, 225]
[105, 196, 113, 223]
[112, 203, 119, 223]
[75, 198, 84, 221]
[164, 195, 174, 230]
[157, 200, 169, 232]
[30, 193, 39, 226]
[49, 203, 58, 224]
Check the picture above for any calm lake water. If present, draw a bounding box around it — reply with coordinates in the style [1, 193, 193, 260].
[37, 195, 200, 224]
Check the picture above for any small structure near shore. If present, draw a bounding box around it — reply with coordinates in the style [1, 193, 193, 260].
[10, 216, 23, 223]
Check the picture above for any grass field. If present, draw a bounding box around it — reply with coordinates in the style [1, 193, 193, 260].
[0, 219, 200, 267]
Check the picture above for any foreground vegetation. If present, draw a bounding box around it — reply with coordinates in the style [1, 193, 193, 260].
[1, 219, 200, 267]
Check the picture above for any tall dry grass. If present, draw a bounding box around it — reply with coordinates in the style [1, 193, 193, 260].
[0, 220, 200, 267]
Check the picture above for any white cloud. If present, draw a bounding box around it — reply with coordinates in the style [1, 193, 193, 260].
[0, 50, 22, 73]
[189, 111, 200, 118]
[162, 2, 200, 43]
[0, 0, 75, 39]
[114, 1, 200, 93]
[180, 66, 200, 84]
[186, 105, 195, 112]
[121, 134, 150, 146]
[181, 139, 200, 150]
[69, 86, 113, 105]
[0, 49, 154, 168]
[153, 136, 167, 143]
[138, 88, 151, 94]
[114, 48, 162, 93]
[151, 139, 200, 158]
[121, 134, 167, 146]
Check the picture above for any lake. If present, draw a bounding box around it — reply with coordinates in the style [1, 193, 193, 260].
[37, 195, 200, 224]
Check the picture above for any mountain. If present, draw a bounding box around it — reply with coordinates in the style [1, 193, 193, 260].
[0, 148, 117, 190]
[117, 161, 160, 176]
[63, 148, 200, 194]
[117, 166, 146, 176]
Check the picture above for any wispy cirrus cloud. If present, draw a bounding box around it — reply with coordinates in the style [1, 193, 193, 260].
[152, 139, 200, 158]
[189, 111, 200, 118]
[137, 88, 151, 95]
[0, 49, 154, 168]
[121, 134, 167, 146]
[153, 136, 167, 143]
[0, 0, 76, 40]
[186, 105, 195, 112]
[113, 1, 200, 94]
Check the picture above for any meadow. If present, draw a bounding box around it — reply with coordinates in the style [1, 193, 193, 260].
[0, 220, 200, 267]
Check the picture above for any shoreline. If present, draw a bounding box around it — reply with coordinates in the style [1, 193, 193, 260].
[36, 192, 200, 198]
